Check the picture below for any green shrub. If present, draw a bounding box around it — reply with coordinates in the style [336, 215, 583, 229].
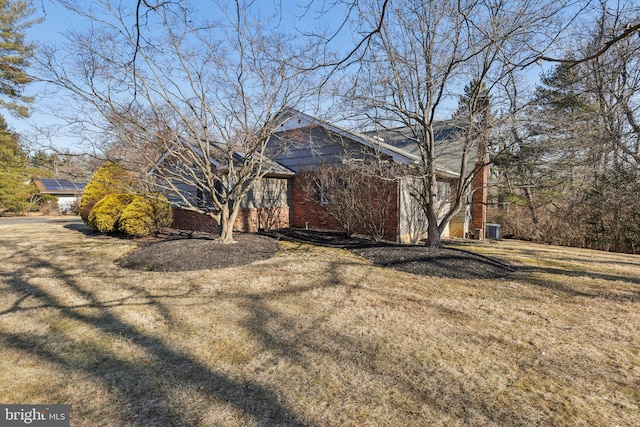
[87, 193, 135, 233]
[80, 162, 134, 221]
[119, 194, 173, 237]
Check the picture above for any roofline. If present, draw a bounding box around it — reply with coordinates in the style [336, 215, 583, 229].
[275, 109, 461, 178]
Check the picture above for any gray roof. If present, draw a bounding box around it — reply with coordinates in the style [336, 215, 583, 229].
[274, 110, 468, 178]
[364, 121, 476, 178]
[150, 137, 294, 178]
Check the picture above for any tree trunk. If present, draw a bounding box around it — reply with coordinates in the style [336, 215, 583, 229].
[425, 177, 443, 248]
[426, 214, 442, 247]
[218, 204, 237, 244]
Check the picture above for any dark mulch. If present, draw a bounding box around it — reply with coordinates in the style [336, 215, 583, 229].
[116, 227, 513, 278]
[267, 228, 514, 279]
[117, 231, 278, 272]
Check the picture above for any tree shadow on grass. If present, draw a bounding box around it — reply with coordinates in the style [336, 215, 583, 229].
[266, 228, 514, 279]
[516, 265, 640, 302]
[231, 258, 539, 425]
[0, 250, 311, 426]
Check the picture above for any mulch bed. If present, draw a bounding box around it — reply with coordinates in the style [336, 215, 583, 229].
[267, 229, 514, 279]
[116, 227, 513, 278]
[117, 231, 278, 272]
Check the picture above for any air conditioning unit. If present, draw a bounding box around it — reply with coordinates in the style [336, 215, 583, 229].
[486, 223, 500, 240]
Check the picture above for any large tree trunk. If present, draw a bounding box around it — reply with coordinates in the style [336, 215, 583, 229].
[426, 212, 442, 247]
[218, 204, 237, 244]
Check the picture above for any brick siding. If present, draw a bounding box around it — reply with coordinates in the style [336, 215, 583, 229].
[172, 206, 290, 234]
[292, 174, 399, 241]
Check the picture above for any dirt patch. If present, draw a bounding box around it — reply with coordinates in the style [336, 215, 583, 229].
[118, 231, 278, 272]
[268, 228, 514, 279]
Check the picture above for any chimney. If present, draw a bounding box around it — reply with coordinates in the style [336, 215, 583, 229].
[470, 93, 489, 239]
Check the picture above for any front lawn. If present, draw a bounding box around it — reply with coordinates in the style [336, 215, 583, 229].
[1, 220, 638, 426]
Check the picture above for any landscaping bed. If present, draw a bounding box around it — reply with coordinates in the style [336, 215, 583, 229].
[268, 228, 514, 279]
[117, 230, 279, 271]
[117, 228, 513, 278]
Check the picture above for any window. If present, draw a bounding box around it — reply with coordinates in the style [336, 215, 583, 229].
[315, 178, 328, 204]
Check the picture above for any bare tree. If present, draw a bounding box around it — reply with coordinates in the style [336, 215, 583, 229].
[298, 161, 399, 240]
[342, 0, 572, 247]
[37, 0, 315, 243]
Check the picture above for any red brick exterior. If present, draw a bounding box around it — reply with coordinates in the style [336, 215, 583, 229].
[234, 206, 291, 232]
[291, 174, 399, 241]
[172, 206, 290, 234]
[470, 106, 489, 239]
[171, 208, 219, 233]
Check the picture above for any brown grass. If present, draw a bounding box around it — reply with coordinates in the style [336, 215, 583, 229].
[1, 220, 639, 426]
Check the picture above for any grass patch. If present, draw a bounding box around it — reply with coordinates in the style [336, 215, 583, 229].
[1, 221, 639, 426]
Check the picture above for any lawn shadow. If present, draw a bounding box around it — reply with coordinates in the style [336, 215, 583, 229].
[232, 257, 536, 425]
[0, 251, 311, 426]
[265, 228, 514, 279]
[63, 222, 99, 237]
[517, 265, 640, 302]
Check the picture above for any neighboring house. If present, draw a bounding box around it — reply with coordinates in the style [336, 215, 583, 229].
[33, 177, 87, 213]
[153, 110, 488, 241]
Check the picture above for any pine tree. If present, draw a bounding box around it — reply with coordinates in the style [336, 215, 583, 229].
[0, 0, 38, 118]
[0, 115, 30, 211]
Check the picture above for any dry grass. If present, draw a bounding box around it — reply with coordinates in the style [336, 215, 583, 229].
[1, 220, 639, 426]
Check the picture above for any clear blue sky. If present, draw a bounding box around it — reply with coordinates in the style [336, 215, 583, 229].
[10, 0, 359, 153]
[10, 0, 552, 154]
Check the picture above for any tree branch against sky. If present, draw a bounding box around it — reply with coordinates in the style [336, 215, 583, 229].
[37, 0, 316, 243]
[339, 0, 576, 247]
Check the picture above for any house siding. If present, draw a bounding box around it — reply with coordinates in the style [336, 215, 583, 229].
[170, 176, 292, 234]
[291, 173, 399, 242]
[172, 205, 291, 234]
[397, 176, 452, 243]
[271, 126, 384, 172]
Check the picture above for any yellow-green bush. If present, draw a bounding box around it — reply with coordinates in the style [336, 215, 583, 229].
[87, 193, 135, 233]
[80, 162, 134, 221]
[119, 194, 173, 237]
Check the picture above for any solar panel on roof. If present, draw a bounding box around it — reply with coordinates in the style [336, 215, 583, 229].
[37, 178, 87, 193]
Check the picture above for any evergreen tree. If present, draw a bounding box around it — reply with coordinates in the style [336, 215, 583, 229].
[453, 79, 492, 122]
[0, 116, 38, 212]
[0, 0, 38, 118]
[80, 162, 135, 221]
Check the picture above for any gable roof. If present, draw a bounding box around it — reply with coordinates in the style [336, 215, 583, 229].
[274, 110, 464, 179]
[149, 137, 294, 178]
[365, 121, 473, 177]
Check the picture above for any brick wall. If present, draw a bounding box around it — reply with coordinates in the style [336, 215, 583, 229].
[292, 173, 399, 241]
[470, 135, 489, 239]
[234, 206, 291, 232]
[171, 208, 219, 234]
[172, 206, 290, 234]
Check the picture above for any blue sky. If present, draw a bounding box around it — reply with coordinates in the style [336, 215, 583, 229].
[10, 0, 360, 152]
[10, 0, 554, 153]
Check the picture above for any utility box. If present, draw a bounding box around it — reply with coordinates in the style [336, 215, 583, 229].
[486, 223, 501, 240]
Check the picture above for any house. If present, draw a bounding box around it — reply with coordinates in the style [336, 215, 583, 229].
[151, 138, 295, 234]
[157, 110, 488, 242]
[33, 177, 87, 213]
